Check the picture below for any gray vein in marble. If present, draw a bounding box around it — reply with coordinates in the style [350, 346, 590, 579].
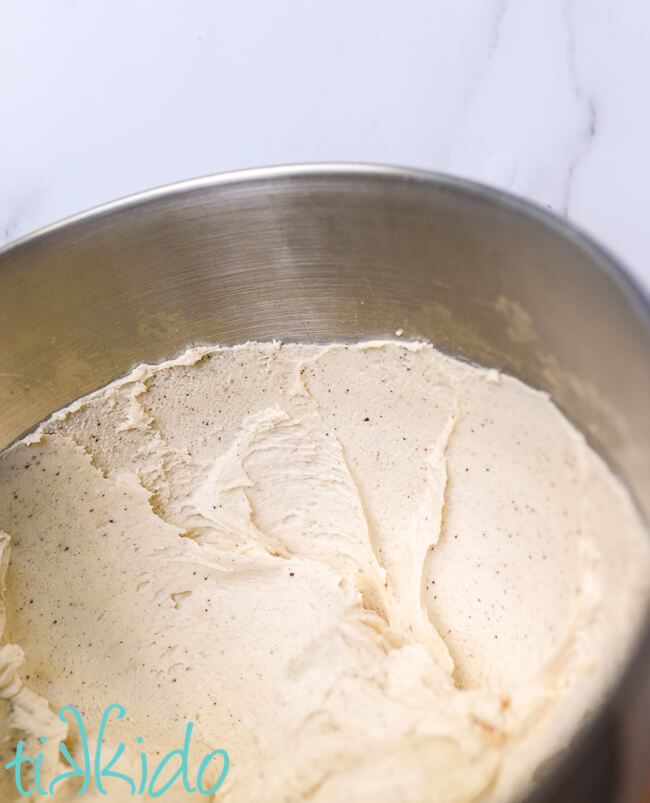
[487, 0, 511, 60]
[0, 189, 43, 248]
[562, 0, 598, 216]
[442, 0, 513, 168]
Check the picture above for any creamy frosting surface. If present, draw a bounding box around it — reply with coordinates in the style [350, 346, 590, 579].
[0, 340, 648, 802]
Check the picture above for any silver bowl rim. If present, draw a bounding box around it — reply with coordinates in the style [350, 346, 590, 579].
[1, 162, 649, 801]
[1, 161, 650, 322]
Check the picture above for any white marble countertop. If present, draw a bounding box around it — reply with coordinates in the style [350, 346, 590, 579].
[1, 0, 649, 289]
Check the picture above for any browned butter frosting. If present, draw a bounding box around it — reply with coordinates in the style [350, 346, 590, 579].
[0, 340, 648, 802]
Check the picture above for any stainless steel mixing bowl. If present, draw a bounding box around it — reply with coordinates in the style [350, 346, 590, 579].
[0, 164, 648, 802]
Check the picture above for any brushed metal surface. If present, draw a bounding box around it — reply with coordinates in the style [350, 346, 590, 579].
[0, 164, 648, 801]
